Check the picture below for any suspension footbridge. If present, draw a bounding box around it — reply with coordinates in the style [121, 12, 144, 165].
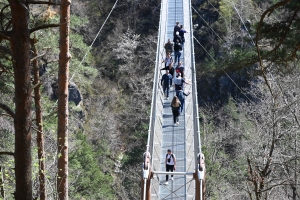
[142, 0, 205, 199]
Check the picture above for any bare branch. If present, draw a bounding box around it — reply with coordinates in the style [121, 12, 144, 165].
[260, 179, 290, 192]
[0, 103, 15, 118]
[26, 1, 61, 5]
[266, 6, 300, 57]
[0, 152, 14, 156]
[29, 24, 60, 34]
[30, 53, 45, 62]
[0, 31, 11, 41]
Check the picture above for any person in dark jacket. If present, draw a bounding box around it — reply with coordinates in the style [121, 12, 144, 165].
[160, 62, 175, 78]
[164, 39, 173, 55]
[179, 25, 188, 45]
[161, 70, 173, 99]
[173, 22, 181, 37]
[173, 31, 182, 44]
[171, 96, 181, 125]
[174, 40, 182, 65]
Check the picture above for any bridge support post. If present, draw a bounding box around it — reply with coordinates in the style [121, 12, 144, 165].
[141, 152, 152, 200]
[194, 171, 206, 200]
[141, 170, 152, 200]
[194, 173, 200, 200]
[195, 153, 206, 200]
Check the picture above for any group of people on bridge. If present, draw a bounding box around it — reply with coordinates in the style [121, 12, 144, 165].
[160, 22, 190, 185]
[160, 21, 190, 127]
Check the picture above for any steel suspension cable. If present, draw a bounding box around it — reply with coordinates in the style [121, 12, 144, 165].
[69, 0, 119, 82]
[193, 36, 253, 103]
[227, 0, 255, 46]
[191, 6, 224, 43]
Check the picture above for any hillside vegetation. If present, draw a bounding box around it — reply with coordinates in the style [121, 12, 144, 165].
[0, 0, 299, 199]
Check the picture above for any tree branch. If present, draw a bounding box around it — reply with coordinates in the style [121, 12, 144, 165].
[30, 53, 45, 62]
[266, 6, 300, 57]
[290, 44, 300, 60]
[0, 31, 11, 41]
[260, 179, 290, 192]
[0, 152, 14, 156]
[29, 24, 60, 34]
[26, 1, 61, 5]
[255, 0, 292, 99]
[0, 103, 15, 118]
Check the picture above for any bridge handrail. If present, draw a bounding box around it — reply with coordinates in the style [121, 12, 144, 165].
[145, 0, 165, 163]
[188, 0, 202, 170]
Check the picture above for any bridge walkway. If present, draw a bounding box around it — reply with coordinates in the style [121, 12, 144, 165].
[142, 0, 203, 199]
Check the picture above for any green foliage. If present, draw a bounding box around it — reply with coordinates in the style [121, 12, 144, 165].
[34, 13, 97, 96]
[70, 15, 89, 30]
[255, 0, 300, 63]
[0, 128, 15, 199]
[219, 0, 234, 26]
[69, 132, 116, 199]
[122, 124, 148, 166]
[223, 97, 239, 121]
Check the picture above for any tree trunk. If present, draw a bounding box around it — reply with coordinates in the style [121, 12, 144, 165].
[57, 0, 71, 199]
[0, 167, 4, 198]
[9, 1, 32, 199]
[32, 36, 46, 200]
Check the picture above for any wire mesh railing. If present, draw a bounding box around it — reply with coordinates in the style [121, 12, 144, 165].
[143, 0, 203, 199]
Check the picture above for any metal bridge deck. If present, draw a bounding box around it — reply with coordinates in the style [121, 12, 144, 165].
[149, 0, 197, 199]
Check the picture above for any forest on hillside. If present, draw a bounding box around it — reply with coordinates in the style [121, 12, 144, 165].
[0, 0, 299, 199]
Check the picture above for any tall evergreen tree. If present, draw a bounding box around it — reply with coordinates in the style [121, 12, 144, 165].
[9, 1, 32, 199]
[57, 0, 71, 199]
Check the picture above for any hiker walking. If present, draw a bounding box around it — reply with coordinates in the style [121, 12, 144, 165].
[177, 86, 185, 113]
[176, 61, 185, 77]
[164, 149, 176, 185]
[161, 54, 175, 77]
[171, 96, 181, 125]
[161, 53, 173, 68]
[173, 22, 181, 37]
[174, 72, 191, 96]
[161, 70, 173, 100]
[164, 39, 173, 55]
[179, 25, 188, 45]
[173, 40, 182, 65]
[173, 31, 182, 44]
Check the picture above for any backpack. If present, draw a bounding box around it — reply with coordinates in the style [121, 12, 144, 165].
[166, 154, 174, 163]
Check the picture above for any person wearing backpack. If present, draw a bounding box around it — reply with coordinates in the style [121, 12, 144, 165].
[173, 39, 182, 65]
[161, 70, 173, 100]
[164, 39, 174, 55]
[161, 53, 173, 68]
[173, 31, 182, 44]
[164, 149, 176, 184]
[174, 73, 191, 96]
[173, 22, 181, 37]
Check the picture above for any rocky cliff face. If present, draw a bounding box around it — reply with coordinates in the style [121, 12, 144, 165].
[192, 0, 256, 107]
[197, 68, 254, 107]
